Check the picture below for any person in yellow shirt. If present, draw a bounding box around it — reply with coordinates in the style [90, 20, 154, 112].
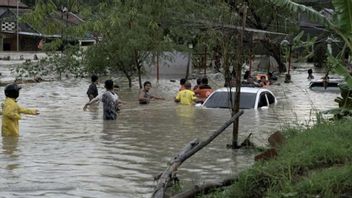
[1, 83, 39, 136]
[175, 81, 197, 105]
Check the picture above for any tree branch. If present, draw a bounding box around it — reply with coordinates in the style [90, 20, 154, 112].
[151, 111, 244, 198]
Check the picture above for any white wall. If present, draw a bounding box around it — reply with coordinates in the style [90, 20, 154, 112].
[144, 51, 192, 78]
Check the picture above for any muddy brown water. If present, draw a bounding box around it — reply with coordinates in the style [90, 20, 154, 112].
[0, 65, 340, 197]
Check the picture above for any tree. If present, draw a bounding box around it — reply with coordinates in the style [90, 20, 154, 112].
[268, 0, 352, 118]
[83, 1, 173, 88]
[83, 0, 235, 88]
[269, 0, 352, 85]
[229, 0, 299, 72]
[15, 1, 87, 80]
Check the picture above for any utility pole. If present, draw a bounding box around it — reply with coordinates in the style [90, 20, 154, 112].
[156, 52, 159, 82]
[16, 0, 19, 51]
[204, 46, 207, 75]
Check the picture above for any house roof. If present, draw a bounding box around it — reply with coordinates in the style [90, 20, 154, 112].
[50, 11, 84, 26]
[0, 0, 28, 8]
[0, 8, 38, 34]
[0, 7, 7, 16]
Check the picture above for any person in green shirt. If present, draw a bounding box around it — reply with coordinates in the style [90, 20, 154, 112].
[175, 81, 197, 105]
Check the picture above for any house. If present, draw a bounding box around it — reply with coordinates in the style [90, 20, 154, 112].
[0, 0, 94, 52]
[0, 0, 37, 51]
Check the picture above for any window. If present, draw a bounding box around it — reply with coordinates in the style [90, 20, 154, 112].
[257, 93, 268, 108]
[266, 92, 276, 104]
[203, 92, 257, 109]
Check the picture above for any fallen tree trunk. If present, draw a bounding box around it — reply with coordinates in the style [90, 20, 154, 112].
[151, 111, 244, 198]
[171, 177, 238, 198]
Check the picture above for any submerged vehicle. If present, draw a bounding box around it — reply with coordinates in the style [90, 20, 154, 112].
[309, 77, 343, 89]
[198, 87, 277, 109]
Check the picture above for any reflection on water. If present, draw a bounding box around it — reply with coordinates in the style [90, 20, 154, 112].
[2, 137, 20, 170]
[2, 137, 19, 156]
[0, 65, 340, 197]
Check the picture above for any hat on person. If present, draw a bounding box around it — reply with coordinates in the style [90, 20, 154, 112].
[4, 83, 22, 99]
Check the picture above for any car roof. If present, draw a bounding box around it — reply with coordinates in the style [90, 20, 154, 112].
[213, 87, 270, 94]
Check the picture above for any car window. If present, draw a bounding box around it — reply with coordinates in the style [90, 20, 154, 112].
[203, 92, 257, 109]
[266, 92, 275, 104]
[309, 81, 339, 88]
[258, 93, 268, 108]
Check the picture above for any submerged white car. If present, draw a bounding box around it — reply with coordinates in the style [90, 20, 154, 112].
[199, 87, 277, 109]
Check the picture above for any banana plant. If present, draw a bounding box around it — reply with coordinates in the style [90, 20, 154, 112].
[269, 0, 352, 118]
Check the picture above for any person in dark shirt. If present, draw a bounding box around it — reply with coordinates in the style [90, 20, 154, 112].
[87, 75, 99, 101]
[138, 81, 164, 104]
[193, 78, 202, 92]
[307, 69, 314, 80]
[84, 80, 119, 120]
[179, 78, 187, 91]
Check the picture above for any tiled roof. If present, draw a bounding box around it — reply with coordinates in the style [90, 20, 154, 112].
[0, 0, 28, 8]
[50, 11, 84, 26]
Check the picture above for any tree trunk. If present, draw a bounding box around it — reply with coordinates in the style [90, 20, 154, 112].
[151, 111, 244, 198]
[122, 69, 133, 88]
[271, 48, 287, 73]
[128, 75, 132, 88]
[137, 66, 142, 89]
[232, 4, 247, 149]
[261, 40, 287, 73]
[185, 51, 191, 80]
[134, 49, 143, 89]
[171, 177, 238, 198]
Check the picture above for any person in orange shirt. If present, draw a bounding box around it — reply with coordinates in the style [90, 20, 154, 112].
[259, 76, 270, 87]
[1, 84, 39, 136]
[195, 77, 213, 103]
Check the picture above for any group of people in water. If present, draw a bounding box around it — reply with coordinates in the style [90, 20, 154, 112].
[81, 75, 215, 121]
[2, 70, 275, 137]
[0, 74, 214, 138]
[2, 68, 296, 136]
[0, 68, 285, 137]
[175, 77, 213, 105]
[82, 75, 216, 121]
[241, 70, 277, 87]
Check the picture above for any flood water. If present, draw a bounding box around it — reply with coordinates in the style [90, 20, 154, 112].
[0, 63, 340, 197]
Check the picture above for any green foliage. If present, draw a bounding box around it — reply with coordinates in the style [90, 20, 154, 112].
[220, 120, 352, 197]
[293, 165, 352, 196]
[332, 0, 352, 36]
[269, 0, 329, 25]
[269, 0, 352, 119]
[269, 0, 352, 50]
[292, 31, 317, 61]
[13, 59, 47, 79]
[327, 55, 352, 87]
[21, 1, 60, 35]
[21, 0, 84, 38]
[13, 45, 84, 80]
[83, 0, 225, 87]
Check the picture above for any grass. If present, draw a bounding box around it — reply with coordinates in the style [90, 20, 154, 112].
[205, 120, 352, 198]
